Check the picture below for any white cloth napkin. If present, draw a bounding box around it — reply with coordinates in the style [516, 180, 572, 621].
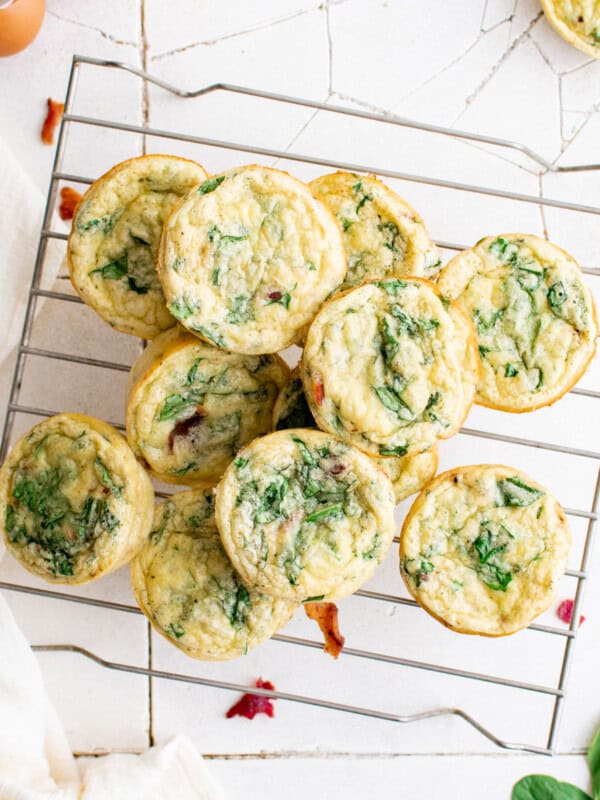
[0, 136, 45, 418]
[0, 594, 225, 799]
[0, 138, 224, 799]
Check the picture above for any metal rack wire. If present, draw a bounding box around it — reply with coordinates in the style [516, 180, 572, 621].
[0, 55, 598, 756]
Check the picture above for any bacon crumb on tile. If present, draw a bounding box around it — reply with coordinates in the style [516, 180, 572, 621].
[304, 601, 345, 659]
[58, 186, 82, 221]
[225, 678, 276, 720]
[557, 598, 585, 627]
[41, 98, 64, 145]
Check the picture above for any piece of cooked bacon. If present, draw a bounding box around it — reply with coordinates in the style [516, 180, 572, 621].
[58, 186, 82, 221]
[304, 601, 345, 659]
[41, 98, 64, 145]
[225, 678, 276, 720]
[557, 598, 585, 627]
[312, 374, 324, 406]
[167, 408, 205, 452]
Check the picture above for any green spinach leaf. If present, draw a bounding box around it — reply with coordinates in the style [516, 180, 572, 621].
[191, 325, 226, 349]
[374, 385, 413, 420]
[229, 582, 251, 628]
[379, 444, 408, 456]
[89, 254, 127, 280]
[198, 176, 225, 194]
[512, 775, 591, 800]
[305, 504, 343, 523]
[548, 281, 568, 316]
[292, 436, 316, 466]
[588, 726, 600, 800]
[169, 297, 199, 321]
[497, 476, 544, 507]
[375, 279, 407, 295]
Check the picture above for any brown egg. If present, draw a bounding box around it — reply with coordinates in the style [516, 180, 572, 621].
[0, 0, 45, 57]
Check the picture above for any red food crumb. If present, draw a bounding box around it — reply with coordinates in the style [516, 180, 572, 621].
[329, 462, 346, 475]
[225, 678, 276, 720]
[167, 407, 205, 452]
[58, 186, 82, 221]
[312, 375, 324, 406]
[41, 98, 64, 145]
[268, 291, 282, 301]
[557, 599, 585, 627]
[304, 601, 345, 659]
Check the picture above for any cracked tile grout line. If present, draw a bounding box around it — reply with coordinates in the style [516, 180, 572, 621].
[479, 0, 490, 31]
[73, 749, 591, 759]
[202, 750, 591, 760]
[396, 13, 521, 110]
[548, 76, 599, 167]
[139, 0, 152, 748]
[558, 56, 597, 75]
[140, 0, 149, 155]
[481, 14, 516, 35]
[330, 90, 395, 117]
[480, 0, 517, 32]
[325, 2, 333, 95]
[45, 9, 138, 47]
[457, 138, 542, 177]
[529, 35, 560, 75]
[394, 29, 491, 107]
[270, 94, 332, 169]
[328, 90, 539, 177]
[558, 69, 569, 153]
[538, 174, 549, 239]
[147, 621, 154, 747]
[150, 3, 324, 62]
[453, 11, 544, 125]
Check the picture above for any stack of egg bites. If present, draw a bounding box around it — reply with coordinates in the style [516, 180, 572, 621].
[1, 156, 597, 660]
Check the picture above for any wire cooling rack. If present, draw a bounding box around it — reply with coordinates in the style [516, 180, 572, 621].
[1, 55, 599, 756]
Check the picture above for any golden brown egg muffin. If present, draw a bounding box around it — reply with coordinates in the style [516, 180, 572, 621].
[126, 328, 289, 486]
[0, 413, 154, 584]
[400, 464, 572, 636]
[131, 489, 297, 660]
[540, 0, 600, 57]
[157, 165, 347, 354]
[437, 234, 598, 412]
[272, 367, 438, 503]
[215, 429, 396, 602]
[310, 171, 440, 290]
[301, 278, 477, 458]
[68, 155, 209, 339]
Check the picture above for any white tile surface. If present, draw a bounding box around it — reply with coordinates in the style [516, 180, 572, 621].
[328, 0, 488, 110]
[144, 0, 321, 59]
[205, 754, 591, 800]
[0, 1, 599, 797]
[457, 36, 561, 161]
[148, 7, 330, 99]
